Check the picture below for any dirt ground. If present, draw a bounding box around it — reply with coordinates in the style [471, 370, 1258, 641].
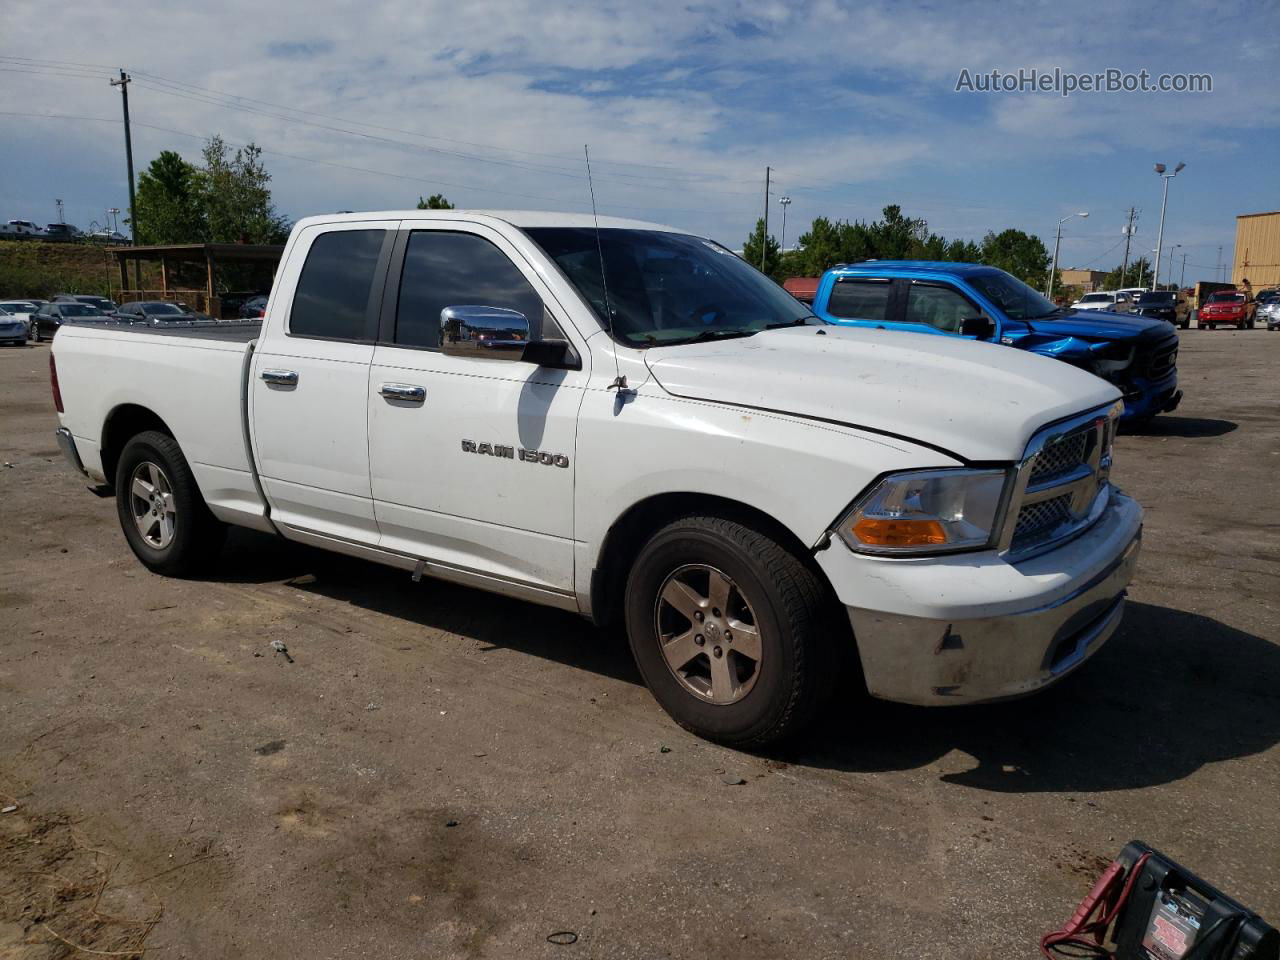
[1, 330, 1277, 959]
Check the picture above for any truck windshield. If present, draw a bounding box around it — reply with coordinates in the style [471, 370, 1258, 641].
[524, 227, 816, 346]
[967, 270, 1062, 320]
[1137, 292, 1174, 304]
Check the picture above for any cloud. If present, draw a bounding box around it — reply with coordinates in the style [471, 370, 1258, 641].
[0, 0, 1274, 265]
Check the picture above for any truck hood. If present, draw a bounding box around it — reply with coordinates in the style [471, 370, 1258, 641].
[1027, 309, 1170, 340]
[643, 325, 1119, 462]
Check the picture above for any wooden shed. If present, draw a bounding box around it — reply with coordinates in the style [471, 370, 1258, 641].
[110, 243, 284, 318]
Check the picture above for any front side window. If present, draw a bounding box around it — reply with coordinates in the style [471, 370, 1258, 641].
[524, 228, 813, 346]
[826, 279, 892, 322]
[394, 232, 544, 349]
[143, 303, 185, 316]
[903, 284, 975, 333]
[290, 229, 385, 340]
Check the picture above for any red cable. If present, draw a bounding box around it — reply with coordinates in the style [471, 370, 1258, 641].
[1041, 853, 1153, 959]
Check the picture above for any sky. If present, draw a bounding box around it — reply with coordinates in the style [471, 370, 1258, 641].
[2, 0, 1277, 284]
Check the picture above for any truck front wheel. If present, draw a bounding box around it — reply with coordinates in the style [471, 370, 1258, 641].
[624, 515, 836, 747]
[115, 430, 225, 576]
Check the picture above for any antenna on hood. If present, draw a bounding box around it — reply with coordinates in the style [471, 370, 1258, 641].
[585, 144, 627, 392]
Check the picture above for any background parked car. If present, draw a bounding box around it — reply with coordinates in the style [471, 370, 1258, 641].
[0, 306, 28, 345]
[116, 301, 199, 324]
[31, 301, 108, 341]
[1071, 291, 1123, 312]
[44, 223, 83, 242]
[1199, 291, 1253, 329]
[1257, 293, 1280, 330]
[53, 294, 118, 317]
[86, 229, 128, 244]
[6, 219, 45, 237]
[1133, 290, 1190, 328]
[0, 300, 39, 337]
[237, 294, 269, 319]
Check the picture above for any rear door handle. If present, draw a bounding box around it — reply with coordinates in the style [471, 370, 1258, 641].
[260, 368, 298, 386]
[379, 383, 426, 403]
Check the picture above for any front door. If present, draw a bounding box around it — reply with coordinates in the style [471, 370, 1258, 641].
[249, 221, 396, 543]
[367, 223, 588, 597]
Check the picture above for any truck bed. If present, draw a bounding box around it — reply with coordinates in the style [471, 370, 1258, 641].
[62, 320, 262, 343]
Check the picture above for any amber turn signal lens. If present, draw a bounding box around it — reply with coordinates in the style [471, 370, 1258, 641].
[851, 517, 947, 547]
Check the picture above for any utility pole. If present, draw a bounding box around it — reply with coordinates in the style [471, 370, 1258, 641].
[1180, 252, 1188, 290]
[1216, 245, 1223, 282]
[760, 166, 771, 272]
[1120, 207, 1136, 285]
[55, 199, 64, 224]
[109, 70, 137, 245]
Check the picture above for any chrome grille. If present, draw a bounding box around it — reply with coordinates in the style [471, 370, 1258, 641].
[1002, 404, 1120, 559]
[1029, 429, 1090, 485]
[1012, 494, 1073, 546]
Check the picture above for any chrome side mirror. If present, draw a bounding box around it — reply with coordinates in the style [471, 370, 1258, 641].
[440, 305, 530, 360]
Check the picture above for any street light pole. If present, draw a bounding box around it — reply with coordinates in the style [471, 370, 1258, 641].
[1151, 161, 1185, 291]
[1046, 211, 1089, 299]
[778, 196, 792, 255]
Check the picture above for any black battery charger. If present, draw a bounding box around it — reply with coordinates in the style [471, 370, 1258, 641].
[1111, 842, 1277, 960]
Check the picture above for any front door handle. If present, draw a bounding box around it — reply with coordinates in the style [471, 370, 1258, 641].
[260, 368, 298, 386]
[379, 383, 426, 403]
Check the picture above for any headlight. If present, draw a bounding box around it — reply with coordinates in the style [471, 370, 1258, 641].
[836, 468, 1010, 556]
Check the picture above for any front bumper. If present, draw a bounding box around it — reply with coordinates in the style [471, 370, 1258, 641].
[1119, 370, 1180, 419]
[817, 489, 1143, 705]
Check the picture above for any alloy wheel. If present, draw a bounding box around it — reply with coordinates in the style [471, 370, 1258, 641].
[129, 461, 177, 549]
[653, 563, 762, 705]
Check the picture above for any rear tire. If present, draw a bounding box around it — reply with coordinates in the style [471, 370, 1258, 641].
[624, 514, 838, 747]
[115, 430, 225, 576]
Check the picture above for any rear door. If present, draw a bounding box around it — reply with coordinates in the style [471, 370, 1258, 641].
[819, 277, 898, 328]
[249, 220, 397, 543]
[366, 221, 587, 598]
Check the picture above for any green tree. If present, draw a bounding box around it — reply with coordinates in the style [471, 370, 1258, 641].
[978, 228, 1051, 287]
[132, 150, 204, 244]
[741, 218, 782, 279]
[199, 136, 291, 244]
[417, 193, 455, 209]
[1101, 257, 1151, 290]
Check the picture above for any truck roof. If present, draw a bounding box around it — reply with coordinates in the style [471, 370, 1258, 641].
[291, 210, 682, 233]
[826, 261, 1000, 279]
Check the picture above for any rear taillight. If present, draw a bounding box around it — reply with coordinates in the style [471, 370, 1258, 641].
[50, 353, 64, 413]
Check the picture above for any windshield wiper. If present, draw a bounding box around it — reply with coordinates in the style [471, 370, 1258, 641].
[660, 328, 758, 345]
[763, 317, 819, 329]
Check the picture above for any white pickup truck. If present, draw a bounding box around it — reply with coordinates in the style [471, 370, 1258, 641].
[51, 211, 1142, 746]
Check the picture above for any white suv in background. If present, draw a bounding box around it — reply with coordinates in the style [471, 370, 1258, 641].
[1071, 291, 1122, 312]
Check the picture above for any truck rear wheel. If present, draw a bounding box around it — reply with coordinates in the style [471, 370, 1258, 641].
[115, 430, 225, 576]
[624, 515, 836, 747]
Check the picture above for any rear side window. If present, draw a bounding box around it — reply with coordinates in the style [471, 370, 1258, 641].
[826, 280, 891, 321]
[394, 232, 543, 349]
[904, 284, 974, 333]
[290, 229, 386, 340]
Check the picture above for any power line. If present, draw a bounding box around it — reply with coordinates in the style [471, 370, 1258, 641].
[0, 110, 734, 217]
[0, 56, 763, 193]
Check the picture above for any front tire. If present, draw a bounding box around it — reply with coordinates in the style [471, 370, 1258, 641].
[115, 430, 225, 576]
[624, 515, 837, 747]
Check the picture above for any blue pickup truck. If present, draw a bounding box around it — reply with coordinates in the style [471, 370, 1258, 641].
[810, 261, 1181, 421]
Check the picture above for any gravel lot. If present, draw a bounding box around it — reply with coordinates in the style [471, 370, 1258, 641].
[2, 330, 1277, 959]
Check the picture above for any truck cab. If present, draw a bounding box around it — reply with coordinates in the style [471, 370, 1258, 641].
[811, 261, 1181, 422]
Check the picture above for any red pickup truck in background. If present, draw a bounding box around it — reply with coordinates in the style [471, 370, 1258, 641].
[1199, 291, 1255, 330]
